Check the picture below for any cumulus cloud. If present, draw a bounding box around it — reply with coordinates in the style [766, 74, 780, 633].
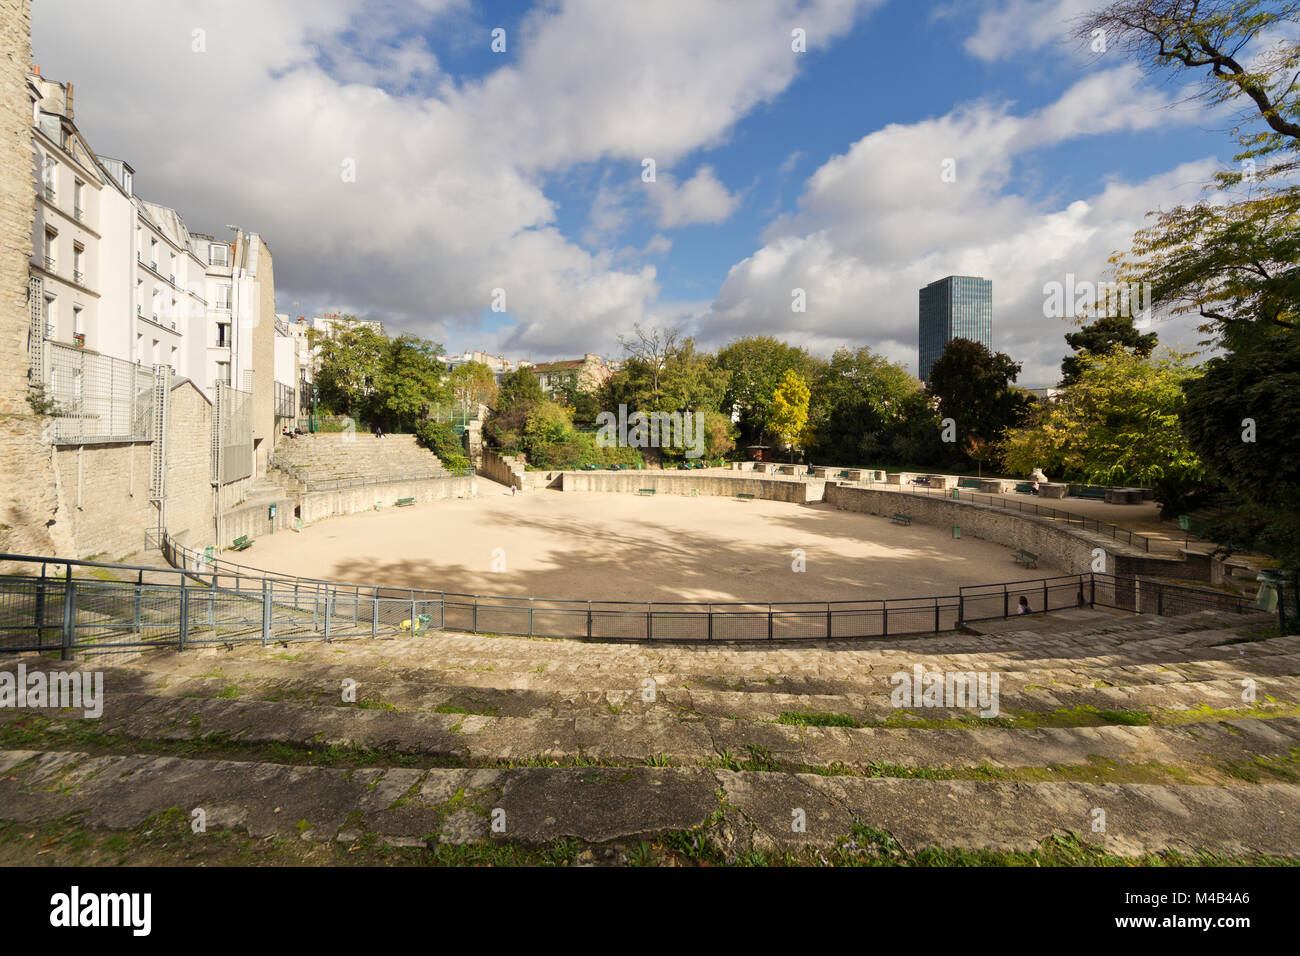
[649, 165, 742, 228]
[696, 69, 1218, 384]
[32, 0, 880, 358]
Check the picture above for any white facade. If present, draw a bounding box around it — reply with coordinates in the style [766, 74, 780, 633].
[28, 69, 278, 405]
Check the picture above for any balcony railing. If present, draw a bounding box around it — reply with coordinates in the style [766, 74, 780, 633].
[44, 256, 55, 271]
[73, 206, 83, 222]
[73, 270, 84, 284]
[43, 186, 55, 202]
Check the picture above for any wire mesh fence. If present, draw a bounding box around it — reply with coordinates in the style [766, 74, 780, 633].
[41, 339, 155, 444]
[214, 382, 253, 484]
[0, 539, 1271, 660]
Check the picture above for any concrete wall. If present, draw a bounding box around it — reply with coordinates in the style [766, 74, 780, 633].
[479, 448, 525, 489]
[823, 483, 1180, 576]
[297, 474, 477, 524]
[249, 236, 274, 475]
[562, 471, 825, 504]
[163, 379, 217, 548]
[50, 440, 155, 559]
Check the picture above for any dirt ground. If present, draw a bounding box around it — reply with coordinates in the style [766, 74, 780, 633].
[230, 488, 1056, 604]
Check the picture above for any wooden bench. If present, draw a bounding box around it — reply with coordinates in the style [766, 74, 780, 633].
[891, 513, 913, 525]
[636, 488, 656, 496]
[396, 497, 415, 507]
[1012, 549, 1039, 568]
[229, 536, 253, 552]
[737, 493, 755, 501]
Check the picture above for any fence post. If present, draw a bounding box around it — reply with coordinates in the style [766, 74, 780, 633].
[35, 563, 46, 644]
[646, 603, 652, 642]
[372, 590, 379, 638]
[767, 603, 773, 641]
[528, 598, 534, 637]
[934, 601, 940, 632]
[957, 592, 965, 624]
[472, 594, 478, 633]
[1003, 586, 1009, 618]
[353, 586, 359, 627]
[1156, 583, 1164, 617]
[1090, 574, 1096, 607]
[60, 565, 75, 661]
[586, 601, 592, 639]
[178, 574, 189, 651]
[411, 591, 417, 634]
[882, 603, 888, 638]
[261, 579, 272, 645]
[324, 587, 332, 640]
[826, 603, 832, 640]
[1042, 579, 1048, 612]
[133, 570, 143, 632]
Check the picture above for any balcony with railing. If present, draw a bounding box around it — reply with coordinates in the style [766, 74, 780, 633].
[44, 256, 55, 271]
[43, 186, 55, 203]
[73, 270, 84, 285]
[73, 206, 83, 222]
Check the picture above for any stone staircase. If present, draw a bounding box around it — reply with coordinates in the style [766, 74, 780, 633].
[3, 605, 1298, 865]
[272, 432, 445, 486]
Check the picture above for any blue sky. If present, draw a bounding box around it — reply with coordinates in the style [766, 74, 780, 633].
[33, 0, 1249, 384]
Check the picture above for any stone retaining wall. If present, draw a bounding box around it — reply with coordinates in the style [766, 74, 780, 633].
[297, 474, 477, 524]
[561, 470, 825, 504]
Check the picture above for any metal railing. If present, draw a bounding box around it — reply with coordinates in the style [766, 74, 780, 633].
[0, 537, 1265, 659]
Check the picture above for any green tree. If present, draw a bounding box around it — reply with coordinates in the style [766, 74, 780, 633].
[1001, 349, 1204, 509]
[926, 339, 1032, 465]
[374, 334, 449, 431]
[714, 336, 813, 442]
[768, 370, 811, 462]
[447, 361, 498, 409]
[310, 317, 386, 419]
[1061, 314, 1158, 385]
[806, 346, 920, 464]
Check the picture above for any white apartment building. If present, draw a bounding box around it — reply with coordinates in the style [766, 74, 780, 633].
[27, 68, 285, 409]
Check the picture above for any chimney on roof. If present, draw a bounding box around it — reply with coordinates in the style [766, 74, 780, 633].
[32, 64, 39, 76]
[65, 82, 74, 119]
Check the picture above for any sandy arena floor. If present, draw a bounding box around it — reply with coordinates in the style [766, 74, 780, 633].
[230, 488, 1057, 604]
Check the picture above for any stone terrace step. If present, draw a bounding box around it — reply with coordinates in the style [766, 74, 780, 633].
[2, 749, 1297, 857]
[5, 691, 1297, 776]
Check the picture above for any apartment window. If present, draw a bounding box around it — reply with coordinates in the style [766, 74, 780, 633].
[169, 254, 176, 283]
[40, 155, 55, 202]
[123, 170, 132, 194]
[43, 296, 55, 338]
[216, 323, 229, 348]
[72, 243, 84, 284]
[136, 332, 143, 363]
[73, 179, 84, 220]
[216, 361, 231, 386]
[152, 339, 160, 365]
[170, 346, 178, 371]
[209, 243, 228, 267]
[43, 228, 56, 271]
[72, 306, 83, 336]
[215, 284, 231, 310]
[149, 237, 158, 270]
[136, 278, 143, 315]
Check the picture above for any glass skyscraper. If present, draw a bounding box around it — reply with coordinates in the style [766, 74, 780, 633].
[917, 275, 992, 383]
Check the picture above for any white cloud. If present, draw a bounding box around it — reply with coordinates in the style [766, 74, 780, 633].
[964, 0, 1104, 62]
[650, 165, 742, 228]
[696, 70, 1217, 385]
[32, 0, 881, 358]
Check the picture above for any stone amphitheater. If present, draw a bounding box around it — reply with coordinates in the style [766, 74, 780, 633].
[1, 600, 1297, 865]
[1, 438, 1296, 865]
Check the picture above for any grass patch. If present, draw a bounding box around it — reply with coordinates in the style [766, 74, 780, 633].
[777, 711, 861, 728]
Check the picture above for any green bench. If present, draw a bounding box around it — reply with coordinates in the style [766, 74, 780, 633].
[737, 493, 755, 501]
[837, 470, 851, 479]
[891, 513, 912, 525]
[229, 536, 253, 552]
[637, 488, 656, 496]
[959, 479, 981, 489]
[396, 497, 415, 507]
[1074, 486, 1107, 500]
[1012, 549, 1038, 568]
[1014, 482, 1035, 494]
